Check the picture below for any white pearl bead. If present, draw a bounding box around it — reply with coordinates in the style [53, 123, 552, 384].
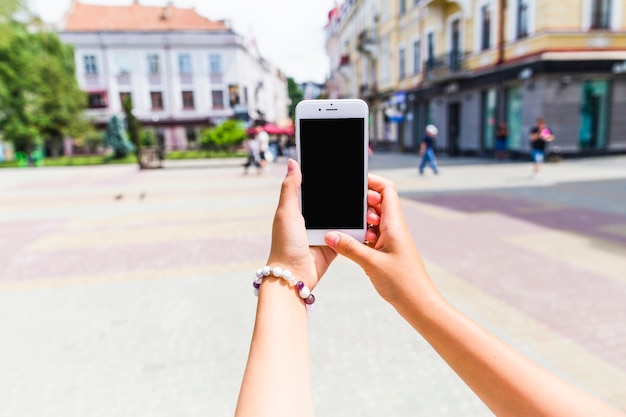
[281, 269, 292, 280]
[272, 266, 282, 277]
[288, 278, 297, 287]
[262, 266, 271, 276]
[256, 269, 264, 279]
[299, 286, 311, 299]
[254, 277, 263, 285]
[253, 288, 259, 297]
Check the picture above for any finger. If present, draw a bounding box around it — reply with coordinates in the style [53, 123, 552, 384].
[366, 207, 380, 226]
[367, 190, 382, 206]
[364, 228, 378, 245]
[325, 231, 375, 266]
[367, 174, 405, 228]
[276, 159, 301, 214]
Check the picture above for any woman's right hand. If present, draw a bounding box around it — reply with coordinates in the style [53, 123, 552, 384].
[325, 174, 441, 310]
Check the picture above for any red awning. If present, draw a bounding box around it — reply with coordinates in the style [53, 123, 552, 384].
[263, 123, 293, 135]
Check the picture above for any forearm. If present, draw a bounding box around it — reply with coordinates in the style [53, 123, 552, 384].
[235, 278, 314, 417]
[395, 289, 624, 417]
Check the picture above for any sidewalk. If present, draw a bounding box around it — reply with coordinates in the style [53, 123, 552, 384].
[0, 155, 624, 416]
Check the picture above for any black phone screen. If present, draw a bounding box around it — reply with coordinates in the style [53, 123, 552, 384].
[299, 118, 365, 229]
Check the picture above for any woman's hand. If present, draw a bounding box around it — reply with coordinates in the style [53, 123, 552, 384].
[324, 174, 439, 308]
[266, 159, 337, 290]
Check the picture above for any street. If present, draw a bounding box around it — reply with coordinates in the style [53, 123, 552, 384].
[0, 154, 625, 416]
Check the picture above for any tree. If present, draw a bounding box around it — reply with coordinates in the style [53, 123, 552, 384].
[287, 77, 304, 122]
[200, 119, 246, 152]
[0, 12, 89, 156]
[104, 115, 134, 159]
[122, 95, 144, 167]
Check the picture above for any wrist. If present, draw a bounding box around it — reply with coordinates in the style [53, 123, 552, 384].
[265, 259, 316, 290]
[254, 265, 316, 312]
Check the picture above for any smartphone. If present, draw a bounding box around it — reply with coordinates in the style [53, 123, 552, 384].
[295, 99, 369, 246]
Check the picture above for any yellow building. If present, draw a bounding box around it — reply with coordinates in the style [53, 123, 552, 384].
[326, 0, 626, 155]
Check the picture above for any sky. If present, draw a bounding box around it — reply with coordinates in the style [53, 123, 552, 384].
[27, 0, 337, 83]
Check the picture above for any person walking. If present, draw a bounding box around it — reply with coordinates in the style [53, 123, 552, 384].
[256, 125, 271, 165]
[494, 121, 509, 161]
[529, 117, 554, 179]
[243, 131, 262, 175]
[418, 124, 439, 175]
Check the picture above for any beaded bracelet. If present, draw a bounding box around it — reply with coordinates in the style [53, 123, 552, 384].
[253, 266, 316, 311]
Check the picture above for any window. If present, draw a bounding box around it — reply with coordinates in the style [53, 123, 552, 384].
[426, 32, 436, 71]
[579, 80, 609, 149]
[450, 18, 461, 70]
[228, 84, 240, 107]
[87, 92, 106, 108]
[212, 90, 225, 109]
[186, 127, 198, 144]
[84, 55, 98, 75]
[150, 92, 164, 110]
[517, 0, 529, 39]
[399, 0, 406, 15]
[413, 40, 421, 74]
[427, 32, 435, 65]
[147, 54, 160, 75]
[399, 47, 406, 79]
[505, 86, 523, 149]
[591, 0, 611, 29]
[481, 88, 496, 149]
[179, 54, 192, 74]
[481, 4, 491, 50]
[119, 92, 132, 107]
[182, 91, 195, 109]
[114, 52, 131, 76]
[209, 54, 222, 74]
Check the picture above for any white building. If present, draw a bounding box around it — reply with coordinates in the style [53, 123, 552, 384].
[59, 0, 289, 150]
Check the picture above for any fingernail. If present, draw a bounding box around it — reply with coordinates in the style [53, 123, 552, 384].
[287, 159, 295, 174]
[325, 232, 340, 248]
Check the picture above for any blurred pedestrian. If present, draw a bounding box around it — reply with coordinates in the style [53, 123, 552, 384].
[418, 124, 439, 176]
[256, 125, 271, 165]
[243, 131, 262, 175]
[529, 117, 554, 179]
[494, 121, 509, 161]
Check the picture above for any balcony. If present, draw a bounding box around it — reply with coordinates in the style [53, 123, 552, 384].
[357, 28, 378, 58]
[424, 51, 469, 81]
[359, 83, 378, 98]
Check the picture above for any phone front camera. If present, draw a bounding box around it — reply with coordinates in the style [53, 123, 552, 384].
[318, 108, 321, 111]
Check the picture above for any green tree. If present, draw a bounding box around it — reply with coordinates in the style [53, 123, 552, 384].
[287, 77, 304, 122]
[0, 0, 23, 47]
[200, 119, 246, 152]
[104, 115, 134, 159]
[0, 14, 89, 156]
[122, 95, 144, 167]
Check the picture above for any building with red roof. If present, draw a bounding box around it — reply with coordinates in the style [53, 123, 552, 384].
[59, 0, 288, 151]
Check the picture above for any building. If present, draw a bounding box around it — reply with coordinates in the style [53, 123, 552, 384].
[326, 0, 626, 156]
[59, 0, 289, 151]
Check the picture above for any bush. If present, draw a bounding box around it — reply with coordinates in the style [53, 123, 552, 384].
[200, 119, 246, 151]
[140, 129, 157, 147]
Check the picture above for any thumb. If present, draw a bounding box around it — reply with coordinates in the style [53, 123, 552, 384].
[325, 232, 372, 267]
[277, 159, 301, 210]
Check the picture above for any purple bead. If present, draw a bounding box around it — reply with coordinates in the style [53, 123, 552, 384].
[253, 281, 260, 289]
[304, 294, 315, 305]
[295, 281, 305, 290]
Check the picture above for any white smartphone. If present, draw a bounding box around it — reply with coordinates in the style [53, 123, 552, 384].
[295, 99, 369, 246]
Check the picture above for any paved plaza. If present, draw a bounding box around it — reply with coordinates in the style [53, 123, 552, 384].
[1, 154, 625, 416]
